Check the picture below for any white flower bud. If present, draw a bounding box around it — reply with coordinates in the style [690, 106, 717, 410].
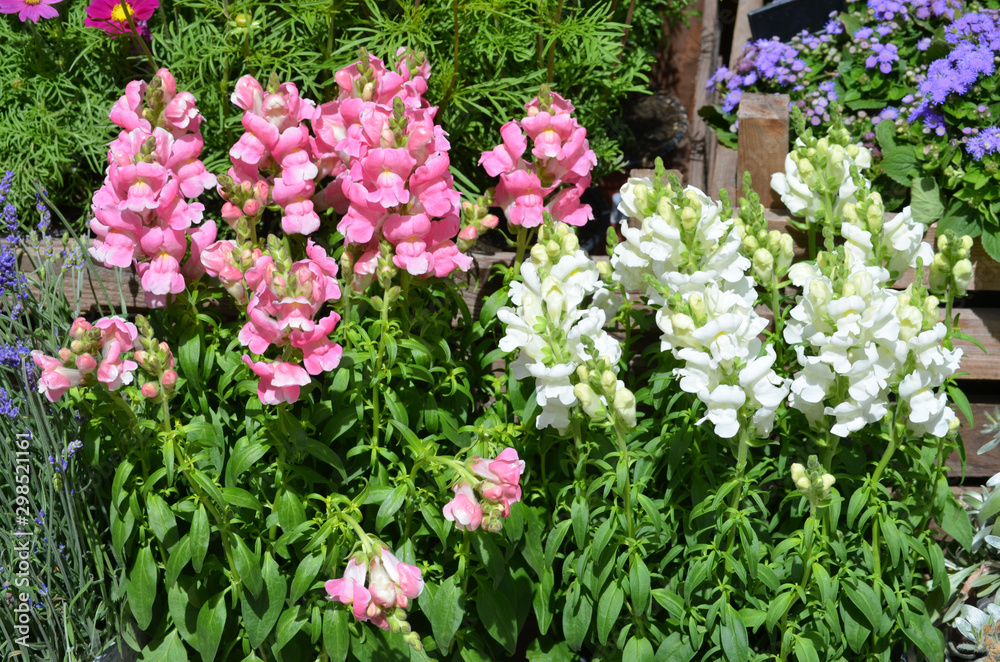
[866, 204, 883, 234]
[937, 234, 949, 252]
[791, 463, 806, 487]
[601, 370, 617, 397]
[530, 243, 549, 266]
[656, 197, 675, 223]
[953, 258, 973, 295]
[680, 206, 698, 231]
[544, 289, 565, 321]
[960, 235, 974, 255]
[688, 293, 707, 323]
[821, 473, 836, 494]
[613, 388, 637, 428]
[753, 248, 774, 283]
[574, 383, 606, 420]
[596, 260, 612, 280]
[670, 313, 696, 339]
[546, 240, 561, 257]
[576, 365, 590, 383]
[562, 232, 580, 253]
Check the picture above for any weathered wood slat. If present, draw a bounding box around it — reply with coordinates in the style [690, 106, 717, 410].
[737, 93, 789, 210]
[689, 0, 721, 192]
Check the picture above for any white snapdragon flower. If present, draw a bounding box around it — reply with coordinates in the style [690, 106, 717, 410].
[662, 283, 788, 438]
[499, 228, 628, 433]
[612, 180, 752, 304]
[842, 203, 933, 279]
[771, 136, 872, 224]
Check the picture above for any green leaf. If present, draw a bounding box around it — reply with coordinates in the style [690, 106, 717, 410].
[571, 497, 589, 549]
[949, 384, 974, 426]
[903, 609, 945, 661]
[623, 635, 654, 662]
[841, 600, 872, 653]
[178, 327, 203, 388]
[939, 484, 974, 550]
[428, 575, 465, 650]
[794, 636, 819, 662]
[242, 552, 286, 648]
[765, 592, 797, 632]
[910, 176, 945, 225]
[721, 606, 749, 662]
[596, 583, 624, 645]
[190, 505, 210, 574]
[473, 532, 506, 588]
[129, 545, 158, 631]
[844, 582, 880, 631]
[629, 555, 650, 616]
[479, 288, 509, 326]
[232, 535, 263, 597]
[937, 200, 982, 239]
[140, 630, 188, 662]
[147, 493, 177, 546]
[880, 145, 917, 185]
[983, 227, 1000, 262]
[274, 606, 307, 651]
[476, 576, 518, 653]
[322, 608, 350, 662]
[562, 582, 593, 651]
[226, 440, 270, 486]
[375, 484, 407, 532]
[290, 551, 325, 603]
[277, 489, 306, 531]
[195, 592, 227, 662]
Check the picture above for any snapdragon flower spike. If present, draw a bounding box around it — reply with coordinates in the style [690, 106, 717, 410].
[498, 221, 631, 431]
[226, 74, 321, 235]
[325, 547, 425, 649]
[31, 316, 141, 401]
[238, 239, 343, 404]
[90, 69, 217, 308]
[480, 87, 597, 228]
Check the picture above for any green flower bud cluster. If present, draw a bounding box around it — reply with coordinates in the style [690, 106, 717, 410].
[572, 361, 637, 428]
[791, 455, 835, 511]
[530, 219, 582, 275]
[929, 230, 974, 296]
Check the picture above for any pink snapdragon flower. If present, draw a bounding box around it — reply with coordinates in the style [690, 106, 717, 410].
[325, 546, 425, 645]
[90, 69, 216, 308]
[312, 49, 471, 285]
[479, 88, 596, 228]
[241, 356, 311, 405]
[442, 447, 526, 532]
[31, 315, 147, 401]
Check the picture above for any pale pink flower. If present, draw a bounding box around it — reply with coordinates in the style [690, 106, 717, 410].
[443, 483, 483, 531]
[325, 558, 373, 622]
[96, 341, 138, 391]
[31, 352, 82, 402]
[242, 356, 311, 405]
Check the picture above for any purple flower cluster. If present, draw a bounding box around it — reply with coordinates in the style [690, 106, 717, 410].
[708, 37, 814, 112]
[909, 0, 958, 21]
[0, 386, 17, 418]
[868, 0, 906, 21]
[35, 190, 50, 235]
[0, 170, 28, 313]
[0, 342, 29, 369]
[966, 126, 1000, 160]
[865, 42, 899, 73]
[794, 81, 839, 126]
[947, 10, 1000, 49]
[48, 439, 83, 472]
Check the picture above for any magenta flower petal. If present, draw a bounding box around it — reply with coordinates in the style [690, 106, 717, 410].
[0, 0, 62, 22]
[85, 0, 159, 34]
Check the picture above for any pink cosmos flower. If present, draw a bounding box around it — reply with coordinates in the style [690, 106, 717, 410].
[84, 0, 159, 34]
[1, 0, 63, 24]
[442, 483, 483, 531]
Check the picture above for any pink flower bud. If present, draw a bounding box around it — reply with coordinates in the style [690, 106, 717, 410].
[481, 214, 499, 229]
[75, 354, 98, 373]
[161, 370, 178, 387]
[242, 199, 262, 216]
[221, 202, 244, 224]
[112, 150, 132, 167]
[253, 180, 269, 201]
[58, 348, 72, 363]
[70, 318, 92, 340]
[458, 225, 478, 242]
[141, 382, 159, 399]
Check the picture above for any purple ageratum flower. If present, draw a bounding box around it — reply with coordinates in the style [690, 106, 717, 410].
[855, 27, 874, 40]
[868, 0, 907, 21]
[917, 37, 932, 51]
[722, 89, 743, 114]
[865, 42, 899, 74]
[946, 11, 1000, 48]
[967, 126, 1000, 160]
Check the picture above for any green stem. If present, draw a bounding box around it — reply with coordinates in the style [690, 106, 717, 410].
[807, 220, 817, 261]
[123, 7, 158, 72]
[513, 226, 529, 277]
[370, 290, 392, 465]
[725, 425, 751, 554]
[870, 408, 898, 486]
[611, 413, 646, 636]
[337, 509, 375, 556]
[945, 288, 954, 338]
[769, 279, 784, 344]
[546, 0, 565, 84]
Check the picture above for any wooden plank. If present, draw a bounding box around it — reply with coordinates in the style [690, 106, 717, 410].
[688, 0, 720, 192]
[709, 145, 738, 201]
[947, 400, 1000, 480]
[729, 0, 764, 69]
[737, 93, 789, 209]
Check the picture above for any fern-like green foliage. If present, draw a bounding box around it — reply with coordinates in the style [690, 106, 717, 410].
[0, 0, 690, 229]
